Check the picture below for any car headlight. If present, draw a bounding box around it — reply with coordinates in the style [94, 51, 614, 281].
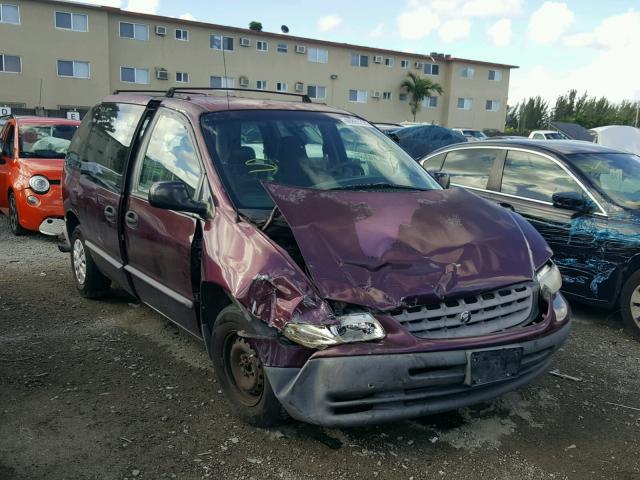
[29, 175, 50, 194]
[552, 293, 569, 323]
[536, 262, 562, 295]
[282, 312, 386, 349]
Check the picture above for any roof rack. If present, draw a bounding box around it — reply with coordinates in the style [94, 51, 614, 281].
[166, 87, 312, 103]
[112, 89, 168, 95]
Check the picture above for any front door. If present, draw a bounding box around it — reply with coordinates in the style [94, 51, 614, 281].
[124, 108, 204, 335]
[0, 123, 16, 210]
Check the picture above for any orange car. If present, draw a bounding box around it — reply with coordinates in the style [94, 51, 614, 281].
[0, 116, 80, 235]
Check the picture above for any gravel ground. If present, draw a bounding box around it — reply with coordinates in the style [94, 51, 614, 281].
[1, 213, 639, 480]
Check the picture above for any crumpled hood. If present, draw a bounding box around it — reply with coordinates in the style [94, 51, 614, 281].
[18, 158, 64, 182]
[264, 183, 550, 311]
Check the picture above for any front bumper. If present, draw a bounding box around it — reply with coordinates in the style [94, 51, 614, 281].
[266, 320, 571, 427]
[13, 187, 64, 232]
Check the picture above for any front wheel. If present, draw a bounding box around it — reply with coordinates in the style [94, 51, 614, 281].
[70, 226, 111, 298]
[210, 305, 286, 427]
[8, 192, 27, 236]
[619, 270, 640, 339]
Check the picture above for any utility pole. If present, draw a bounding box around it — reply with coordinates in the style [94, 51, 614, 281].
[635, 101, 639, 128]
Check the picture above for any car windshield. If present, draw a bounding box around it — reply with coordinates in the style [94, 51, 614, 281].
[19, 124, 78, 159]
[568, 152, 640, 209]
[201, 110, 440, 210]
[546, 132, 567, 139]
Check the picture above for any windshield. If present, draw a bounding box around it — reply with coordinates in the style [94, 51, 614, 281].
[568, 152, 640, 209]
[201, 110, 440, 210]
[546, 132, 567, 140]
[19, 124, 78, 159]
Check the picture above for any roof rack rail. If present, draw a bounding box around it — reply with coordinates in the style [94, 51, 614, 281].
[112, 89, 168, 95]
[166, 87, 312, 103]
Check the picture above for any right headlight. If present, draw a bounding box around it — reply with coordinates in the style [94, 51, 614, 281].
[536, 262, 562, 295]
[29, 175, 50, 194]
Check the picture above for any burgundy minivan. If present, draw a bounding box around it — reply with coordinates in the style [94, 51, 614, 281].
[62, 89, 571, 427]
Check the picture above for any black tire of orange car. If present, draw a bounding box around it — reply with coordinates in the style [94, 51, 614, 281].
[619, 270, 640, 339]
[210, 305, 287, 427]
[70, 226, 112, 299]
[8, 192, 28, 236]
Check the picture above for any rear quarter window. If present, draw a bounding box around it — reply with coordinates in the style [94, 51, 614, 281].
[422, 152, 446, 171]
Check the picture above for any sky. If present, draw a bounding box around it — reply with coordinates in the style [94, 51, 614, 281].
[75, 0, 640, 105]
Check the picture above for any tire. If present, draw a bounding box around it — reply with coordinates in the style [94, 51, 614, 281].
[620, 270, 640, 339]
[8, 192, 28, 236]
[70, 226, 111, 299]
[210, 305, 287, 427]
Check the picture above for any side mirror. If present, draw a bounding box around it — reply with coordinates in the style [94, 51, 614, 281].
[552, 191, 595, 214]
[432, 171, 451, 189]
[148, 181, 208, 216]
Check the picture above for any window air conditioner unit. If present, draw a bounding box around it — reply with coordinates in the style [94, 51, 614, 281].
[373, 55, 383, 64]
[239, 76, 249, 87]
[240, 37, 251, 47]
[371, 90, 381, 98]
[295, 45, 306, 54]
[294, 82, 304, 92]
[415, 61, 423, 69]
[155, 68, 168, 80]
[155, 25, 167, 36]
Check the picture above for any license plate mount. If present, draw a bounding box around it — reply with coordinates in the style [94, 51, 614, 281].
[465, 347, 523, 387]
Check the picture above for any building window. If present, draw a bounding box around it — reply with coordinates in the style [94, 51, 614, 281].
[400, 60, 410, 69]
[461, 67, 475, 79]
[308, 47, 328, 63]
[0, 4, 19, 24]
[488, 69, 502, 81]
[399, 93, 408, 101]
[384, 57, 394, 67]
[351, 54, 368, 67]
[120, 22, 149, 40]
[176, 71, 189, 83]
[277, 43, 288, 54]
[210, 76, 234, 88]
[422, 96, 438, 108]
[55, 12, 88, 32]
[175, 29, 189, 41]
[457, 97, 473, 110]
[382, 91, 392, 100]
[57, 60, 90, 79]
[256, 40, 268, 52]
[348, 89, 368, 103]
[0, 53, 21, 73]
[276, 82, 288, 92]
[307, 85, 326, 99]
[120, 67, 149, 84]
[486, 100, 500, 111]
[424, 63, 439, 75]
[256, 80, 268, 90]
[210, 35, 234, 51]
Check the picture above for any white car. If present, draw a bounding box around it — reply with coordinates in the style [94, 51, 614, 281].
[452, 128, 487, 142]
[528, 130, 569, 140]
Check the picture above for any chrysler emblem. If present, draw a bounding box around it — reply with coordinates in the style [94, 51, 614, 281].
[460, 311, 472, 324]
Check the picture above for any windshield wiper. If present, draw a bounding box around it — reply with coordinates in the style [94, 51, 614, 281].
[328, 182, 429, 191]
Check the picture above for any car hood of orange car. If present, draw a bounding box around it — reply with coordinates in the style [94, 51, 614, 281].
[18, 158, 64, 181]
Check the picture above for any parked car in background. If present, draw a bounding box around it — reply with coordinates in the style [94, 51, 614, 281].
[62, 89, 570, 427]
[394, 124, 466, 159]
[529, 130, 569, 140]
[590, 125, 640, 156]
[452, 128, 488, 142]
[421, 139, 640, 338]
[0, 116, 80, 235]
[374, 122, 404, 134]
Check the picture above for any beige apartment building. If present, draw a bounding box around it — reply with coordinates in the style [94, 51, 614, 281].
[0, 0, 517, 129]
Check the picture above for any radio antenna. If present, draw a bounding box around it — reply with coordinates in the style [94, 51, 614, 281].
[222, 39, 230, 108]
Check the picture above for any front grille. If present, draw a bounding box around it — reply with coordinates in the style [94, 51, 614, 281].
[391, 283, 537, 339]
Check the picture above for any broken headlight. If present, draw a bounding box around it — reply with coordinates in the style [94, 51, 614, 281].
[536, 262, 562, 295]
[282, 312, 386, 350]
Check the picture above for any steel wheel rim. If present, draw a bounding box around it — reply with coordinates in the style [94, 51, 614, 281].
[9, 195, 18, 232]
[224, 334, 264, 407]
[630, 286, 640, 326]
[73, 239, 87, 285]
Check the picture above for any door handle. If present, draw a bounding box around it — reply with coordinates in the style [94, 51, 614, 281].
[498, 202, 515, 211]
[104, 205, 117, 223]
[125, 210, 139, 229]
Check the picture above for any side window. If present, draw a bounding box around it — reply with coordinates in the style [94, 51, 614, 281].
[441, 148, 499, 189]
[2, 124, 14, 156]
[137, 112, 202, 197]
[533, 133, 544, 140]
[80, 103, 146, 191]
[422, 152, 446, 171]
[500, 150, 582, 203]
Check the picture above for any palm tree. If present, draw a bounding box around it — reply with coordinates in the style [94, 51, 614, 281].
[400, 72, 444, 121]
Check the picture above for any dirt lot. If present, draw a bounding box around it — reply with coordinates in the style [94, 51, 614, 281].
[1, 214, 639, 480]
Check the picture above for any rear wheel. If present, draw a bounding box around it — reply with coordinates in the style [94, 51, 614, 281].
[620, 270, 640, 339]
[8, 192, 27, 236]
[70, 226, 111, 298]
[210, 305, 286, 427]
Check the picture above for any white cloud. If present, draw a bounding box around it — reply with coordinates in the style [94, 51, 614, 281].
[179, 13, 196, 21]
[487, 18, 512, 47]
[396, 6, 441, 40]
[462, 0, 522, 18]
[528, 2, 575, 45]
[438, 18, 471, 43]
[368, 23, 385, 38]
[316, 14, 343, 32]
[124, 0, 159, 14]
[563, 9, 640, 50]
